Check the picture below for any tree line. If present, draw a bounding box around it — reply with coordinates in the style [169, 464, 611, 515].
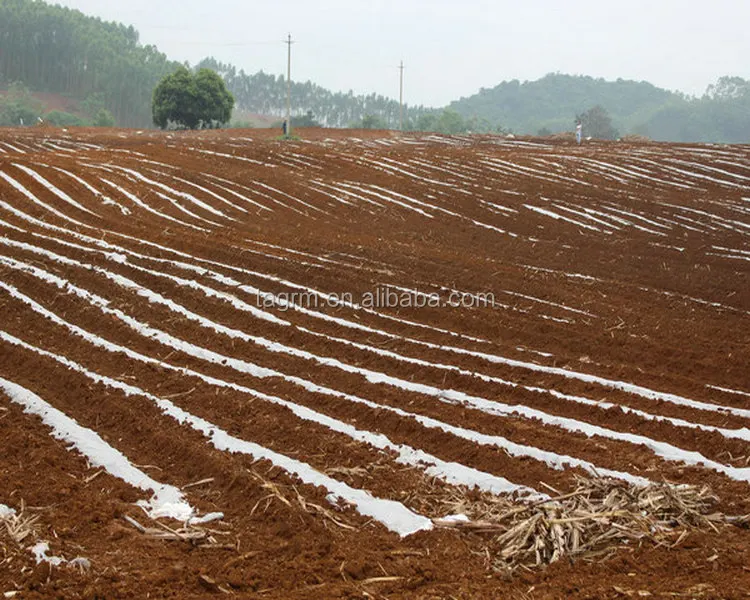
[194, 57, 436, 130]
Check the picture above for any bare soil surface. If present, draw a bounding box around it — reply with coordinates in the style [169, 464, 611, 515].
[0, 127, 749, 598]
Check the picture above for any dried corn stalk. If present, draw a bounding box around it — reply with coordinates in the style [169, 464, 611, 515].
[434, 476, 736, 573]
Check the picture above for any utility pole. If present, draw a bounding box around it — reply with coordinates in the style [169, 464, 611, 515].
[285, 34, 294, 137]
[399, 61, 404, 132]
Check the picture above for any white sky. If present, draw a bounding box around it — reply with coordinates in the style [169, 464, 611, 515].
[53, 0, 750, 107]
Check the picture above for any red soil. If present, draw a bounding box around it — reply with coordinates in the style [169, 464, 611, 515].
[0, 127, 748, 598]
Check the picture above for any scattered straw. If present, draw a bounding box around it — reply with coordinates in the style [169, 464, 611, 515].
[325, 465, 371, 480]
[123, 513, 232, 548]
[247, 469, 356, 531]
[293, 487, 356, 531]
[1, 501, 39, 546]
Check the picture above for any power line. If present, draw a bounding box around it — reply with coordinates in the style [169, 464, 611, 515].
[154, 40, 283, 47]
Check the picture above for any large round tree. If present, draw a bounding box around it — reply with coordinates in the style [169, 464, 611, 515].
[152, 67, 234, 130]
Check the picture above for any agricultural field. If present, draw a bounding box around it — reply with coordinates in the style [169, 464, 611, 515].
[0, 126, 749, 599]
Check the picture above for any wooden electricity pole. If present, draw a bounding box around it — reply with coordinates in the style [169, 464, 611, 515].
[285, 34, 294, 137]
[399, 61, 404, 132]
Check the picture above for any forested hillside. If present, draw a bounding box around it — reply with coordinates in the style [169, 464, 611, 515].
[450, 74, 674, 135]
[450, 73, 750, 143]
[0, 0, 180, 127]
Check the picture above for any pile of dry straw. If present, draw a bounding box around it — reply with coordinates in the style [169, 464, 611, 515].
[435, 476, 747, 573]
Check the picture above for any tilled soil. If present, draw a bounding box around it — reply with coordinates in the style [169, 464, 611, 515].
[0, 127, 748, 598]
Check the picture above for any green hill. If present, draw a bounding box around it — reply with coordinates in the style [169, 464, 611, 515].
[449, 74, 679, 136]
[449, 73, 750, 143]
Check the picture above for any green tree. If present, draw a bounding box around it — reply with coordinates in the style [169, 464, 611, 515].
[152, 66, 199, 129]
[194, 68, 234, 128]
[576, 105, 618, 140]
[152, 67, 233, 129]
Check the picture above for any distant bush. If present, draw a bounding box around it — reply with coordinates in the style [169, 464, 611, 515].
[93, 108, 116, 127]
[271, 111, 324, 131]
[350, 114, 387, 129]
[81, 92, 106, 118]
[44, 110, 88, 127]
[410, 109, 489, 135]
[292, 111, 322, 128]
[228, 120, 255, 129]
[0, 82, 44, 126]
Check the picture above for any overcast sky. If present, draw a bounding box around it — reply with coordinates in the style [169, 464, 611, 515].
[53, 0, 750, 107]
